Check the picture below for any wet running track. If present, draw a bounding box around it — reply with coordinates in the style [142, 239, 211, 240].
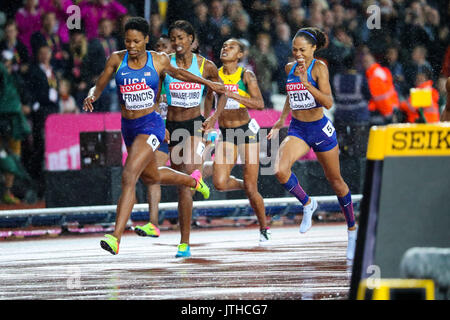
[0, 223, 352, 300]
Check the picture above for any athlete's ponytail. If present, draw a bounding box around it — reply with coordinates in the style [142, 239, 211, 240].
[294, 27, 328, 51]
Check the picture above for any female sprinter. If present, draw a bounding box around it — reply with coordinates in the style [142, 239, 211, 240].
[134, 35, 173, 238]
[267, 27, 357, 260]
[83, 17, 223, 255]
[163, 20, 228, 258]
[212, 38, 271, 244]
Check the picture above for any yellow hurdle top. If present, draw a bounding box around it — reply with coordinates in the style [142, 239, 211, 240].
[366, 123, 450, 160]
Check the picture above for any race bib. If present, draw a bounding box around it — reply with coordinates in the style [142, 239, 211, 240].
[169, 82, 203, 108]
[322, 120, 335, 137]
[224, 84, 240, 109]
[196, 141, 206, 157]
[120, 82, 155, 110]
[286, 82, 317, 110]
[248, 118, 260, 134]
[146, 134, 160, 151]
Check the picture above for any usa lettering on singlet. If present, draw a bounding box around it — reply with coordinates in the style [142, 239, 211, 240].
[115, 51, 159, 111]
[168, 82, 202, 108]
[119, 80, 155, 110]
[286, 82, 317, 110]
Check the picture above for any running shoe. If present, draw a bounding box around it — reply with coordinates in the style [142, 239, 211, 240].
[134, 222, 160, 237]
[100, 234, 119, 255]
[190, 169, 210, 199]
[175, 243, 191, 258]
[259, 227, 272, 244]
[299, 197, 318, 233]
[347, 228, 357, 260]
[2, 192, 20, 205]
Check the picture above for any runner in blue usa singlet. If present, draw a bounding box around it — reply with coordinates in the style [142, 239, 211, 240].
[268, 27, 358, 261]
[82, 17, 222, 256]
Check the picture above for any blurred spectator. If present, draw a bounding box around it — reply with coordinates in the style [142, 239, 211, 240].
[362, 52, 399, 125]
[287, 8, 306, 33]
[191, 1, 222, 64]
[399, 70, 439, 123]
[332, 55, 370, 157]
[64, 29, 89, 109]
[39, 0, 74, 44]
[273, 23, 291, 94]
[58, 78, 79, 114]
[14, 0, 41, 56]
[166, 0, 196, 28]
[209, 0, 232, 39]
[30, 12, 66, 74]
[79, 0, 128, 41]
[237, 38, 255, 73]
[384, 45, 407, 98]
[400, 1, 431, 53]
[0, 20, 30, 75]
[84, 18, 118, 111]
[115, 13, 132, 51]
[25, 45, 59, 197]
[249, 32, 277, 109]
[148, 13, 164, 51]
[323, 26, 354, 76]
[230, 11, 252, 42]
[0, 61, 31, 204]
[331, 3, 345, 28]
[403, 45, 433, 90]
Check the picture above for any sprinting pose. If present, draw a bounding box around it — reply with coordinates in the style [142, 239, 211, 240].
[211, 38, 271, 244]
[268, 27, 357, 260]
[164, 20, 227, 258]
[83, 17, 223, 255]
[134, 35, 173, 238]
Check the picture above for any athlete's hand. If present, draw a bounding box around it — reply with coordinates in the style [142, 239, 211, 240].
[208, 81, 226, 94]
[83, 94, 96, 112]
[164, 129, 170, 143]
[296, 58, 308, 84]
[202, 115, 218, 132]
[267, 119, 284, 140]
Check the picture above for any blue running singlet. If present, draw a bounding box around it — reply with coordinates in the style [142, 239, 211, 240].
[115, 51, 159, 111]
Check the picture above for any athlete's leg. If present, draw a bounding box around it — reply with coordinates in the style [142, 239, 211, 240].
[174, 135, 204, 246]
[113, 134, 158, 242]
[314, 145, 356, 230]
[240, 141, 267, 230]
[147, 150, 169, 226]
[212, 140, 242, 191]
[274, 136, 312, 205]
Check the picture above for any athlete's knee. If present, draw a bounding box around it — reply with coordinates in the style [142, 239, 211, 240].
[243, 179, 258, 195]
[140, 171, 160, 185]
[121, 168, 140, 187]
[213, 175, 228, 191]
[327, 176, 347, 193]
[274, 167, 290, 184]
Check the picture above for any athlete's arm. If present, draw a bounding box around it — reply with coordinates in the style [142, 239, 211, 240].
[224, 69, 264, 110]
[267, 95, 290, 140]
[203, 90, 215, 118]
[298, 59, 333, 109]
[155, 52, 225, 94]
[201, 59, 228, 132]
[440, 77, 450, 121]
[267, 63, 294, 140]
[83, 52, 121, 112]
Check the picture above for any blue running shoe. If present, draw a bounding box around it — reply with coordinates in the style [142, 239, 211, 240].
[175, 243, 191, 258]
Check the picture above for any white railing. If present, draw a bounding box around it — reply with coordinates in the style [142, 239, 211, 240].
[0, 195, 362, 217]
